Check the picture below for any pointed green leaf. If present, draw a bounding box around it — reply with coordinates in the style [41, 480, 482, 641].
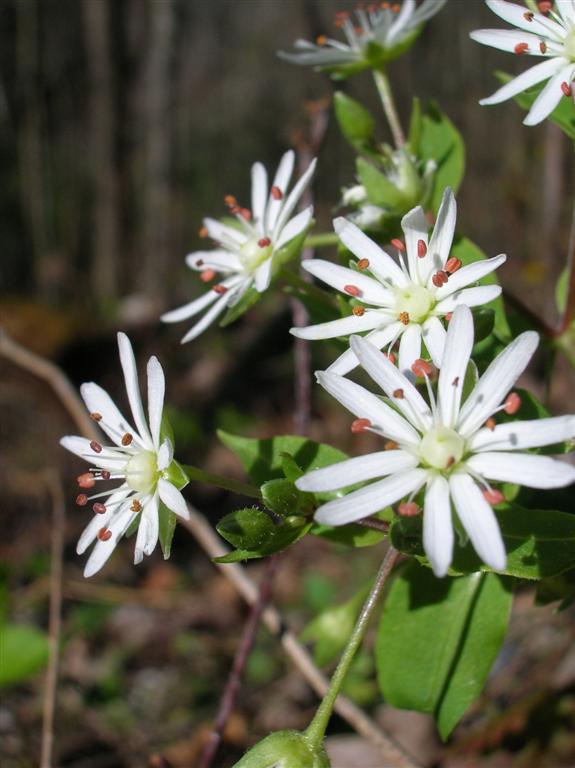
[334, 91, 376, 153]
[419, 102, 465, 210]
[158, 502, 177, 559]
[356, 157, 406, 210]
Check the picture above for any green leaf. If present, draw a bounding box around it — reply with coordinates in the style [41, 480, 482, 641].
[311, 522, 387, 548]
[218, 431, 348, 485]
[356, 157, 406, 210]
[334, 92, 376, 153]
[376, 562, 511, 739]
[495, 70, 575, 140]
[419, 102, 465, 210]
[158, 502, 177, 559]
[556, 266, 568, 315]
[281, 452, 304, 483]
[215, 509, 312, 563]
[0, 624, 50, 687]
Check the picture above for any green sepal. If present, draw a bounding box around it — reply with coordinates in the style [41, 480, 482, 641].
[281, 451, 305, 482]
[472, 308, 495, 343]
[556, 266, 568, 315]
[232, 730, 330, 768]
[334, 91, 376, 154]
[215, 508, 312, 563]
[356, 156, 407, 211]
[158, 502, 177, 559]
[220, 287, 260, 327]
[160, 412, 175, 445]
[164, 459, 189, 491]
[260, 478, 313, 518]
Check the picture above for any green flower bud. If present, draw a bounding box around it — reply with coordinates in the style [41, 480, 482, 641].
[232, 730, 330, 768]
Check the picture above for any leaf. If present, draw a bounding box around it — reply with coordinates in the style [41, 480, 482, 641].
[334, 91, 376, 154]
[556, 266, 568, 315]
[419, 102, 465, 211]
[495, 70, 575, 140]
[310, 522, 387, 548]
[356, 157, 406, 210]
[218, 431, 348, 485]
[215, 508, 312, 563]
[0, 624, 50, 687]
[376, 562, 511, 739]
[158, 502, 177, 559]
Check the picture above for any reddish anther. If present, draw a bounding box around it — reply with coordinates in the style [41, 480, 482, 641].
[391, 238, 405, 252]
[90, 412, 102, 422]
[100, 471, 111, 480]
[357, 258, 370, 270]
[444, 257, 462, 274]
[239, 208, 252, 221]
[432, 270, 449, 288]
[352, 305, 365, 316]
[538, 1, 552, 13]
[98, 527, 112, 542]
[213, 284, 228, 295]
[399, 311, 410, 325]
[485, 417, 496, 431]
[196, 259, 204, 267]
[76, 494, 88, 506]
[198, 226, 209, 238]
[200, 269, 217, 283]
[383, 352, 396, 364]
[77, 473, 96, 489]
[445, 312, 453, 322]
[539, 41, 547, 54]
[271, 186, 283, 200]
[350, 418, 371, 433]
[411, 358, 433, 378]
[316, 34, 327, 45]
[398, 502, 420, 517]
[504, 392, 521, 415]
[417, 239, 427, 258]
[393, 388, 404, 399]
[523, 11, 534, 21]
[131, 500, 142, 512]
[121, 433, 133, 446]
[258, 237, 271, 247]
[344, 284, 361, 297]
[561, 82, 572, 98]
[483, 488, 505, 506]
[93, 503, 107, 514]
[384, 440, 398, 450]
[224, 194, 237, 208]
[90, 441, 102, 454]
[514, 42, 529, 54]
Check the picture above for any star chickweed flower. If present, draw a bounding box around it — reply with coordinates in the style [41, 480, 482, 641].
[60, 333, 190, 577]
[296, 305, 575, 577]
[470, 0, 575, 126]
[161, 150, 316, 343]
[291, 188, 505, 377]
[278, 0, 447, 77]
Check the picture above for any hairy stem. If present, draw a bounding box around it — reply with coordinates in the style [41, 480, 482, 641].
[373, 69, 405, 148]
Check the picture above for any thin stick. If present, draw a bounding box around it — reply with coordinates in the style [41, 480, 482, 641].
[181, 509, 420, 768]
[373, 69, 405, 149]
[40, 470, 65, 768]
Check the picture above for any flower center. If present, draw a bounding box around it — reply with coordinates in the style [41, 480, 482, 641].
[564, 28, 575, 60]
[126, 450, 158, 493]
[394, 284, 433, 323]
[419, 426, 465, 471]
[239, 239, 273, 273]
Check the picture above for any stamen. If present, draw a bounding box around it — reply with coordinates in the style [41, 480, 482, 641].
[391, 2, 400, 11]
[258, 237, 271, 247]
[352, 305, 365, 316]
[213, 284, 228, 295]
[561, 82, 572, 98]
[98, 527, 112, 542]
[76, 494, 88, 506]
[351, 418, 371, 433]
[514, 42, 529, 54]
[121, 433, 133, 446]
[99, 470, 111, 480]
[196, 259, 204, 267]
[504, 391, 521, 415]
[399, 311, 410, 325]
[90, 441, 103, 454]
[271, 186, 283, 200]
[452, 376, 460, 387]
[393, 388, 404, 399]
[398, 501, 419, 517]
[431, 270, 449, 288]
[316, 34, 327, 45]
[90, 412, 102, 422]
[483, 488, 504, 505]
[444, 257, 462, 275]
[391, 238, 405, 252]
[200, 269, 216, 283]
[383, 351, 396, 364]
[77, 472, 96, 489]
[417, 240, 427, 258]
[131, 500, 142, 512]
[539, 41, 547, 53]
[357, 258, 370, 270]
[411, 358, 433, 378]
[344, 284, 362, 297]
[445, 456, 455, 469]
[444, 312, 453, 322]
[198, 226, 209, 238]
[523, 11, 534, 21]
[385, 440, 398, 450]
[537, 1, 551, 13]
[224, 194, 237, 208]
[239, 208, 252, 221]
[93, 503, 106, 514]
[485, 417, 496, 431]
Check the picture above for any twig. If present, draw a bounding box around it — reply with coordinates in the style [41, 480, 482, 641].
[181, 508, 421, 768]
[0, 328, 100, 441]
[40, 470, 65, 768]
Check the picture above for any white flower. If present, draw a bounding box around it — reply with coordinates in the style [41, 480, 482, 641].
[296, 305, 575, 576]
[278, 0, 447, 74]
[60, 333, 190, 577]
[470, 0, 575, 126]
[291, 188, 505, 377]
[161, 150, 316, 343]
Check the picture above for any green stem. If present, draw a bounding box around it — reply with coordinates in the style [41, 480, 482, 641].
[373, 69, 405, 149]
[305, 546, 400, 750]
[182, 464, 261, 500]
[304, 232, 339, 249]
[280, 268, 338, 310]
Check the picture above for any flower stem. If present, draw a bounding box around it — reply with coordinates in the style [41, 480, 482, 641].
[304, 232, 339, 249]
[305, 546, 400, 750]
[281, 267, 338, 310]
[373, 69, 405, 149]
[182, 464, 261, 499]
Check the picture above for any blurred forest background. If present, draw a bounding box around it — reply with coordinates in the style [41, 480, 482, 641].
[1, 1, 575, 767]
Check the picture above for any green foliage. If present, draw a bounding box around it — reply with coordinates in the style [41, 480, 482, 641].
[0, 624, 50, 687]
[556, 267, 568, 315]
[535, 568, 575, 611]
[220, 287, 261, 327]
[310, 522, 387, 548]
[407, 97, 422, 154]
[261, 478, 313, 518]
[376, 562, 511, 739]
[334, 92, 376, 155]
[419, 102, 465, 211]
[158, 502, 177, 559]
[356, 157, 408, 211]
[392, 504, 575, 580]
[215, 507, 311, 563]
[494, 71, 575, 140]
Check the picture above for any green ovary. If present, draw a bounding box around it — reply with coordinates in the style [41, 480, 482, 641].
[126, 451, 158, 493]
[239, 239, 273, 273]
[419, 427, 465, 471]
[394, 284, 433, 323]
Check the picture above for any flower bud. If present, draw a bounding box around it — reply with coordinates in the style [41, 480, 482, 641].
[232, 730, 330, 768]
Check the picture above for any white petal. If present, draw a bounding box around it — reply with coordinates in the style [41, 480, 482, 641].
[157, 438, 174, 471]
[469, 415, 575, 452]
[317, 371, 421, 446]
[80, 382, 136, 447]
[351, 334, 432, 432]
[296, 450, 418, 492]
[438, 305, 473, 428]
[158, 478, 190, 520]
[275, 205, 313, 250]
[458, 331, 539, 437]
[422, 316, 446, 368]
[273, 157, 317, 240]
[76, 487, 131, 555]
[60, 435, 125, 471]
[266, 150, 295, 234]
[468, 29, 556, 55]
[161, 288, 220, 324]
[326, 322, 403, 376]
[134, 492, 160, 563]
[479, 57, 565, 106]
[483, 0, 565, 40]
[424, 188, 456, 283]
[524, 62, 575, 126]
[434, 285, 502, 314]
[466, 452, 575, 489]
[302, 259, 394, 306]
[83, 503, 138, 578]
[423, 474, 453, 577]
[291, 311, 382, 340]
[117, 333, 153, 447]
[401, 206, 429, 285]
[254, 257, 273, 292]
[180, 282, 248, 343]
[314, 469, 427, 526]
[449, 472, 506, 571]
[185, 249, 242, 273]
[251, 161, 268, 234]
[333, 217, 408, 288]
[433, 254, 506, 298]
[398, 324, 422, 379]
[387, 0, 416, 43]
[203, 217, 247, 249]
[147, 356, 165, 450]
